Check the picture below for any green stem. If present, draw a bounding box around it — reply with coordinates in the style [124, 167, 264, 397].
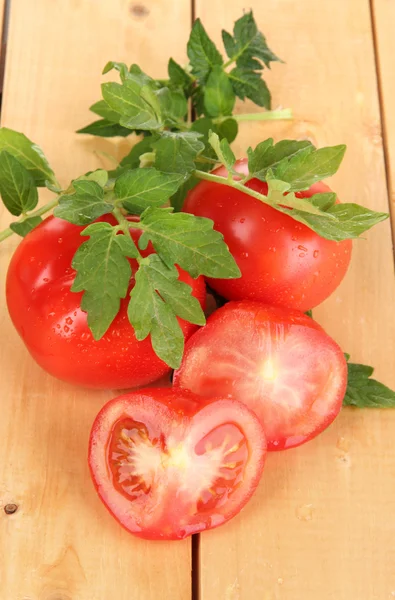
[193, 169, 273, 208]
[195, 155, 219, 166]
[0, 196, 60, 242]
[214, 108, 292, 124]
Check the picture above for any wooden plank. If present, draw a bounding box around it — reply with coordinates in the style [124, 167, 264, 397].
[195, 1, 395, 599]
[0, 0, 6, 96]
[0, 1, 191, 599]
[372, 0, 395, 238]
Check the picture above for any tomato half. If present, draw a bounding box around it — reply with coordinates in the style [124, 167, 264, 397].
[88, 387, 266, 540]
[174, 302, 347, 450]
[6, 216, 206, 389]
[183, 159, 352, 312]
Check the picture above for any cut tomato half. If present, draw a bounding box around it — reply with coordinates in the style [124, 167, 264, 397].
[89, 387, 266, 540]
[174, 302, 347, 450]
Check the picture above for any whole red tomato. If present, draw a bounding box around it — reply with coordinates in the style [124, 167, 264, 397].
[6, 216, 206, 389]
[183, 159, 352, 311]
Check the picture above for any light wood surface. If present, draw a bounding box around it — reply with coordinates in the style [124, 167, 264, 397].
[1, 1, 395, 599]
[195, 0, 395, 598]
[372, 0, 395, 236]
[0, 1, 191, 599]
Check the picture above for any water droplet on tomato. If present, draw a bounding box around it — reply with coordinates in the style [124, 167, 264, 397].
[58, 237, 63, 244]
[81, 332, 90, 341]
[298, 245, 308, 252]
[66, 317, 73, 325]
[64, 325, 70, 333]
[299, 253, 306, 258]
[313, 250, 319, 258]
[56, 324, 61, 329]
[48, 312, 55, 317]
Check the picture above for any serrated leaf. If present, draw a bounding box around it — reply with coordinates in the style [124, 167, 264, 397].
[216, 118, 238, 143]
[229, 68, 271, 109]
[77, 169, 109, 188]
[168, 58, 193, 91]
[203, 66, 235, 118]
[129, 64, 158, 87]
[0, 151, 38, 216]
[155, 87, 188, 124]
[224, 11, 281, 70]
[139, 207, 241, 278]
[119, 135, 156, 170]
[71, 222, 138, 339]
[114, 167, 184, 214]
[247, 139, 314, 180]
[10, 215, 42, 237]
[208, 132, 236, 172]
[275, 145, 347, 191]
[222, 30, 237, 59]
[102, 61, 129, 80]
[89, 100, 121, 123]
[76, 119, 132, 138]
[54, 180, 113, 225]
[0, 128, 55, 186]
[343, 361, 395, 408]
[152, 131, 205, 175]
[187, 18, 223, 81]
[102, 80, 162, 131]
[266, 179, 333, 217]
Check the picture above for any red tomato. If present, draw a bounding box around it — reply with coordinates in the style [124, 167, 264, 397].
[6, 216, 206, 389]
[174, 301, 347, 450]
[89, 387, 266, 540]
[183, 159, 352, 311]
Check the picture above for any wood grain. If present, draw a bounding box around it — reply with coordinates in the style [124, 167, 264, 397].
[0, 1, 191, 599]
[372, 0, 395, 239]
[195, 1, 395, 598]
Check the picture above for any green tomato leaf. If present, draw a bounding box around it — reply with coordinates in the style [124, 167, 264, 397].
[54, 180, 113, 225]
[10, 215, 42, 237]
[208, 132, 236, 172]
[203, 66, 235, 118]
[222, 11, 281, 70]
[168, 58, 193, 92]
[155, 87, 188, 124]
[216, 118, 238, 143]
[266, 179, 334, 217]
[89, 100, 121, 123]
[274, 144, 347, 191]
[77, 169, 109, 188]
[102, 61, 129, 80]
[343, 359, 395, 408]
[119, 136, 156, 170]
[102, 79, 162, 131]
[114, 167, 184, 214]
[228, 68, 271, 109]
[187, 18, 223, 81]
[76, 119, 132, 138]
[71, 222, 138, 340]
[0, 128, 56, 186]
[139, 207, 241, 278]
[247, 139, 314, 180]
[170, 175, 200, 212]
[152, 131, 205, 175]
[0, 151, 38, 216]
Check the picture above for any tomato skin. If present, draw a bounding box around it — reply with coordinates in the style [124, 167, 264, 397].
[174, 301, 348, 450]
[89, 387, 266, 540]
[183, 159, 352, 311]
[6, 216, 206, 389]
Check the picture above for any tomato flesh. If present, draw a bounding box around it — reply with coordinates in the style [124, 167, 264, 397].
[89, 387, 266, 540]
[174, 302, 347, 450]
[183, 159, 352, 312]
[6, 216, 206, 389]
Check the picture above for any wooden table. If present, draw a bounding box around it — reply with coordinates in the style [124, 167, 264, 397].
[1, 1, 395, 598]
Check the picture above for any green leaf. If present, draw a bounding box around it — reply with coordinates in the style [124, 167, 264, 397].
[114, 167, 184, 214]
[128, 259, 186, 369]
[102, 80, 162, 131]
[54, 180, 113, 225]
[187, 18, 223, 81]
[119, 136, 156, 170]
[216, 118, 238, 143]
[10, 215, 42, 237]
[89, 100, 121, 122]
[0, 128, 56, 186]
[152, 131, 205, 175]
[274, 145, 346, 191]
[229, 68, 271, 109]
[223, 11, 281, 70]
[203, 66, 235, 117]
[71, 222, 138, 340]
[305, 309, 313, 318]
[0, 151, 38, 216]
[139, 207, 241, 278]
[266, 179, 334, 217]
[168, 58, 193, 91]
[247, 139, 314, 180]
[208, 132, 236, 172]
[102, 61, 129, 80]
[155, 87, 188, 124]
[77, 169, 109, 188]
[343, 360, 395, 408]
[76, 119, 132, 138]
[170, 175, 200, 212]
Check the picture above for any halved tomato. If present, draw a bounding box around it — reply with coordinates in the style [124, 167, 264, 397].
[89, 387, 266, 540]
[174, 302, 347, 450]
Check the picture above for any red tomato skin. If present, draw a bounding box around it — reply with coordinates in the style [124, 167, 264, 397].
[183, 159, 352, 311]
[6, 216, 206, 389]
[89, 387, 266, 540]
[174, 301, 348, 450]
